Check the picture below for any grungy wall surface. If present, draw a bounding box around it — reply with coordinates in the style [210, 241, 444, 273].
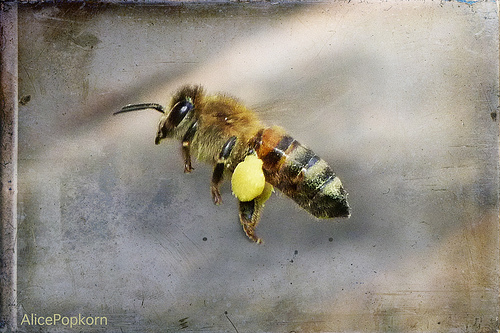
[15, 1, 498, 332]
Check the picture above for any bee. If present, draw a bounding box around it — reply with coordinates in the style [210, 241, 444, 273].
[114, 85, 350, 243]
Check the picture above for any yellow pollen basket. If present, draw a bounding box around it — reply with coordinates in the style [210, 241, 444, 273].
[231, 155, 266, 202]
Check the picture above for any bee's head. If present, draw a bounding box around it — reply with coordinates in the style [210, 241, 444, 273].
[114, 85, 202, 144]
[155, 98, 194, 144]
[155, 85, 201, 144]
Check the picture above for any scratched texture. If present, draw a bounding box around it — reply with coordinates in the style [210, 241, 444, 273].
[16, 1, 498, 332]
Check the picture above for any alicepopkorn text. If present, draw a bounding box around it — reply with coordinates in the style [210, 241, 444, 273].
[21, 313, 108, 328]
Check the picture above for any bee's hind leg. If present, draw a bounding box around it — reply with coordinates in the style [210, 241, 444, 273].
[238, 199, 264, 244]
[211, 136, 237, 205]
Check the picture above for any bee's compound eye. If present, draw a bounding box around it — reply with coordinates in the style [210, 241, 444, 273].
[168, 100, 194, 127]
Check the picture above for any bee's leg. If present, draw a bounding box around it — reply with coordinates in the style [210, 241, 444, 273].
[238, 199, 263, 244]
[181, 121, 198, 173]
[211, 136, 237, 205]
[238, 184, 272, 243]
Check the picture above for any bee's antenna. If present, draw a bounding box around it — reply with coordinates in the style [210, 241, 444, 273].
[114, 103, 165, 115]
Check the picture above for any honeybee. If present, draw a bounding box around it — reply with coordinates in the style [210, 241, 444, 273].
[114, 85, 350, 243]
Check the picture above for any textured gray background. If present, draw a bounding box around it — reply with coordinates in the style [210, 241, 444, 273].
[17, 1, 498, 332]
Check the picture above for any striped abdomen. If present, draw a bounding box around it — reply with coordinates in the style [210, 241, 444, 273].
[253, 127, 350, 218]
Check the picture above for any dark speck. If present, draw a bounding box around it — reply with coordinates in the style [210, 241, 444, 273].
[19, 95, 31, 106]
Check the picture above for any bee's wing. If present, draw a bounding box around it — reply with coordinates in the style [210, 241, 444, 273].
[251, 99, 295, 124]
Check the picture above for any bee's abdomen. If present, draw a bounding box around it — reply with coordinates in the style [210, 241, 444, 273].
[254, 127, 350, 218]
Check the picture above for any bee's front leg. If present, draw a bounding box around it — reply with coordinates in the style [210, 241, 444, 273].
[181, 122, 198, 173]
[211, 136, 237, 205]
